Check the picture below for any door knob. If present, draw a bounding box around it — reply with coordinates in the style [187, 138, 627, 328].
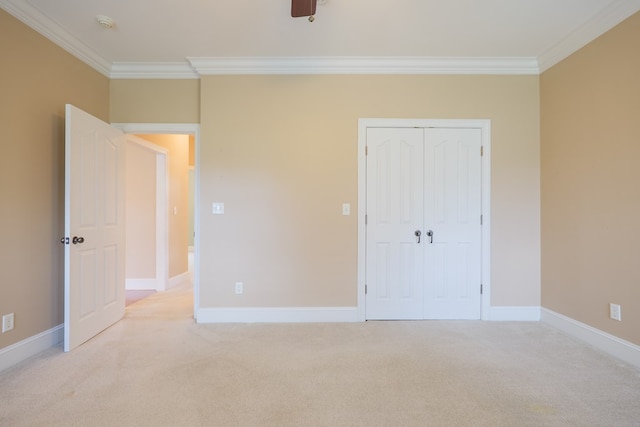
[72, 236, 85, 244]
[426, 230, 433, 244]
[414, 230, 422, 243]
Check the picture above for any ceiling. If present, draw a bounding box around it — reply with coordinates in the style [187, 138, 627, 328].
[2, 0, 640, 77]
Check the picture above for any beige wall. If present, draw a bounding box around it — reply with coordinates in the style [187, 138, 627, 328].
[0, 10, 110, 349]
[136, 135, 191, 280]
[541, 12, 640, 345]
[125, 141, 157, 280]
[199, 75, 541, 308]
[110, 79, 200, 124]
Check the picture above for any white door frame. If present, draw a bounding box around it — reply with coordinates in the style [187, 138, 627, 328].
[113, 123, 201, 320]
[357, 118, 491, 321]
[125, 135, 169, 292]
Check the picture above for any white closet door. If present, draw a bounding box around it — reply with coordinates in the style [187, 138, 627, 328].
[423, 128, 482, 319]
[365, 126, 482, 320]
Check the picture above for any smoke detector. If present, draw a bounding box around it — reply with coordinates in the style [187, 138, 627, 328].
[96, 15, 114, 29]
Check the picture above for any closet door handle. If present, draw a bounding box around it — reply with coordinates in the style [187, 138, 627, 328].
[414, 230, 422, 243]
[426, 230, 433, 244]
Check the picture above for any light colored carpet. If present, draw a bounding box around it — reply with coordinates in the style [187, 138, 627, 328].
[125, 289, 156, 306]
[1, 283, 639, 427]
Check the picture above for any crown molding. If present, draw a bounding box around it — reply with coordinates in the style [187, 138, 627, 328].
[0, 0, 111, 76]
[537, 0, 640, 72]
[110, 62, 199, 79]
[187, 56, 540, 76]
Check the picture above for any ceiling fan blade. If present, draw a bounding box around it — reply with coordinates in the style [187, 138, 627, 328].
[291, 0, 317, 17]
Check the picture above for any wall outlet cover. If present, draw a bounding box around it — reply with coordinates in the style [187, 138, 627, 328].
[609, 303, 622, 321]
[2, 313, 15, 333]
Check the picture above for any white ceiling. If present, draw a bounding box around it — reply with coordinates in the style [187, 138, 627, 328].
[2, 0, 640, 77]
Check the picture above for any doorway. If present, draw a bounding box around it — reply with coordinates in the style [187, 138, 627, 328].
[125, 136, 168, 293]
[114, 123, 200, 319]
[357, 119, 491, 321]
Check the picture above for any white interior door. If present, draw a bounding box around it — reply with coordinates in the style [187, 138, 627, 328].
[64, 104, 126, 352]
[365, 126, 482, 320]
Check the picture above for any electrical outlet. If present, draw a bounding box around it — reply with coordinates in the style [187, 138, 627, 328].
[2, 313, 15, 333]
[609, 303, 622, 321]
[235, 282, 243, 295]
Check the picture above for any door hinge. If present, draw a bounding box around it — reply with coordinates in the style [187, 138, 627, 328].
[481, 146, 484, 156]
[365, 214, 368, 225]
[365, 284, 368, 294]
[365, 145, 368, 156]
[480, 214, 483, 225]
[480, 284, 483, 295]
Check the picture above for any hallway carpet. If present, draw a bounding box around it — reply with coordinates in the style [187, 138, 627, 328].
[125, 289, 156, 306]
[1, 283, 639, 426]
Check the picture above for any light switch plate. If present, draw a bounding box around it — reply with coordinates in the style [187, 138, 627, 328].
[212, 202, 225, 215]
[342, 203, 350, 216]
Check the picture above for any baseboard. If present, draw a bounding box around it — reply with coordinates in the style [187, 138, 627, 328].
[125, 278, 157, 290]
[168, 272, 190, 289]
[198, 306, 540, 323]
[542, 308, 640, 370]
[197, 307, 360, 323]
[488, 306, 541, 321]
[0, 324, 63, 373]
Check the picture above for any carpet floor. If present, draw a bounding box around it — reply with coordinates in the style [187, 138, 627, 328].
[1, 283, 639, 426]
[125, 289, 156, 306]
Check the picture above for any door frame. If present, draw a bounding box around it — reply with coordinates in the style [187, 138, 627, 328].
[113, 123, 201, 320]
[357, 118, 491, 321]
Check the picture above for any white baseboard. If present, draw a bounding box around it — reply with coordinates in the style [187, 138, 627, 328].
[197, 307, 360, 323]
[198, 306, 540, 323]
[0, 324, 63, 373]
[128, 272, 188, 291]
[487, 306, 541, 321]
[168, 272, 190, 289]
[542, 308, 640, 370]
[125, 278, 157, 290]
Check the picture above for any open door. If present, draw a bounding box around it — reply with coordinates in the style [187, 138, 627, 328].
[63, 104, 126, 352]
